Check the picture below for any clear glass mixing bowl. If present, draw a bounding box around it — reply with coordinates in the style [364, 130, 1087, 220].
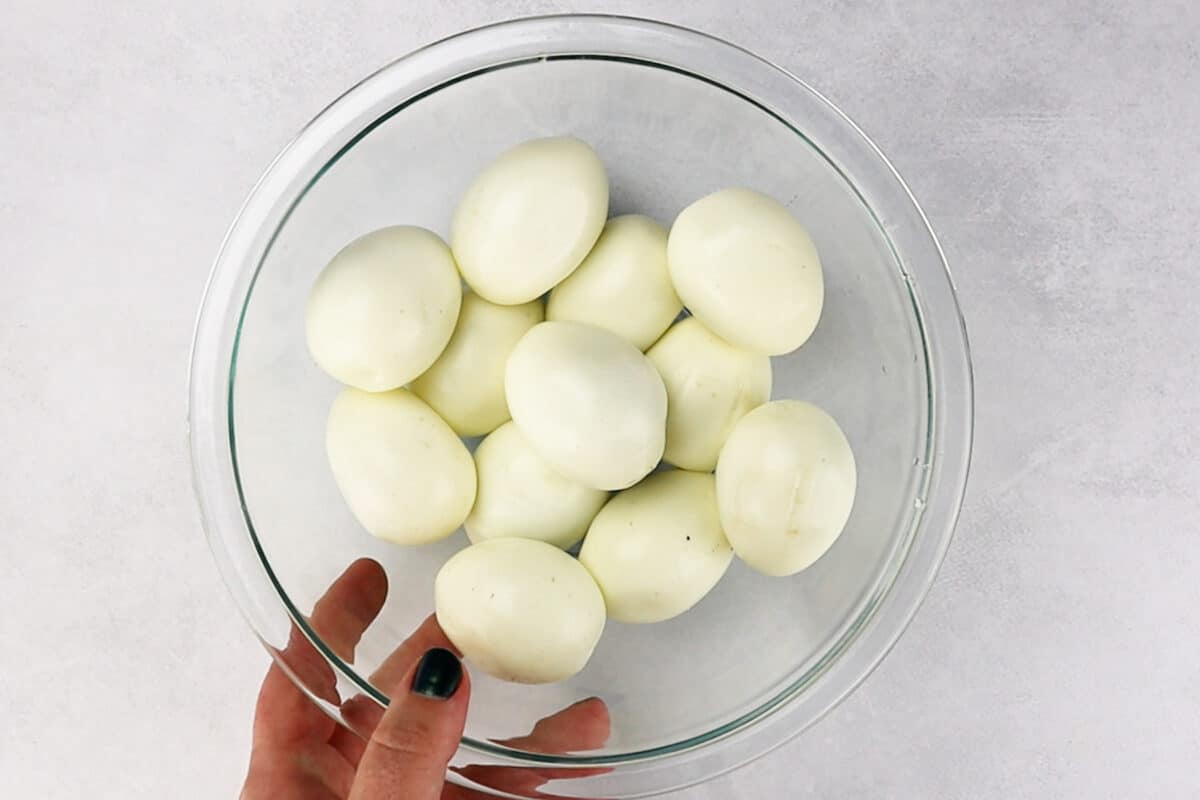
[189, 15, 972, 798]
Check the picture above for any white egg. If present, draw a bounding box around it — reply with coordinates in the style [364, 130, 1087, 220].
[580, 470, 733, 624]
[435, 538, 606, 684]
[305, 226, 462, 391]
[715, 401, 856, 576]
[325, 388, 475, 545]
[646, 317, 772, 472]
[547, 214, 681, 350]
[410, 293, 543, 437]
[450, 136, 608, 305]
[465, 422, 608, 550]
[505, 321, 667, 491]
[667, 188, 823, 355]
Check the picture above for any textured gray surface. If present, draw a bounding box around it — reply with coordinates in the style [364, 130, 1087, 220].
[2, 1, 1198, 797]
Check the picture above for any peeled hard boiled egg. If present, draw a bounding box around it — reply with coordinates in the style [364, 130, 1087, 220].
[465, 422, 607, 550]
[547, 214, 681, 350]
[435, 538, 606, 684]
[505, 321, 667, 491]
[715, 400, 856, 576]
[305, 226, 462, 391]
[646, 317, 772, 472]
[451, 136, 608, 305]
[580, 470, 733, 624]
[667, 188, 823, 355]
[411, 293, 543, 437]
[325, 388, 475, 545]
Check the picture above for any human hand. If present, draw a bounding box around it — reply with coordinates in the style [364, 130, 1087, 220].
[241, 558, 610, 799]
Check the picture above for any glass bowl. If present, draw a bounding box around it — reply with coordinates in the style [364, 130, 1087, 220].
[189, 14, 972, 798]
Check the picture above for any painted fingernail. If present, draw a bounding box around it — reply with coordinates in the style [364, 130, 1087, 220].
[411, 648, 462, 699]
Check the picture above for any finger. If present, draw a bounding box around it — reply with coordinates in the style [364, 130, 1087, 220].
[250, 660, 334, 750]
[370, 613, 460, 687]
[497, 697, 611, 754]
[241, 742, 355, 800]
[309, 558, 389, 661]
[350, 648, 471, 800]
[454, 698, 612, 796]
[243, 560, 390, 800]
[340, 614, 461, 739]
[251, 559, 387, 748]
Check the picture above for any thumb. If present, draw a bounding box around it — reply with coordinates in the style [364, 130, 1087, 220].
[349, 647, 470, 800]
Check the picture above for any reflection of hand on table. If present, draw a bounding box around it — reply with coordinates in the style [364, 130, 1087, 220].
[241, 558, 611, 800]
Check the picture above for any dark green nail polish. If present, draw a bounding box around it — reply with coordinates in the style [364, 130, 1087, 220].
[411, 648, 462, 699]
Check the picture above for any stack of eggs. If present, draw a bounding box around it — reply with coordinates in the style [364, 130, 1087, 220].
[306, 137, 856, 684]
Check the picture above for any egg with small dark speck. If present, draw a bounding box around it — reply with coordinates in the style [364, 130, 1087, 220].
[436, 538, 606, 683]
[580, 470, 733, 623]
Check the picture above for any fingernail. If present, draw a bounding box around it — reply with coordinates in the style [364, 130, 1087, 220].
[411, 648, 462, 699]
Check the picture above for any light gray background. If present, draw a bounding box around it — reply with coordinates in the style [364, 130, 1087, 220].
[2, 1, 1197, 797]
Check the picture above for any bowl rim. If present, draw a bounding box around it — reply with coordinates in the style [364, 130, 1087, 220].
[189, 13, 973, 797]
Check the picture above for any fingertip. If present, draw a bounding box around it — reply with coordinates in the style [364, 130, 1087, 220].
[570, 696, 610, 722]
[368, 614, 462, 689]
[350, 648, 472, 799]
[347, 556, 387, 583]
[497, 693, 611, 754]
[411, 647, 465, 700]
[342, 558, 389, 615]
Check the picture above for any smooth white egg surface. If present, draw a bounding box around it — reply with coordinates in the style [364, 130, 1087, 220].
[547, 214, 681, 350]
[305, 226, 462, 391]
[410, 293, 543, 437]
[646, 317, 772, 472]
[465, 422, 608, 550]
[667, 188, 823, 355]
[579, 470, 734, 624]
[450, 136, 608, 305]
[715, 400, 856, 576]
[435, 538, 607, 684]
[505, 321, 667, 491]
[325, 387, 475, 545]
